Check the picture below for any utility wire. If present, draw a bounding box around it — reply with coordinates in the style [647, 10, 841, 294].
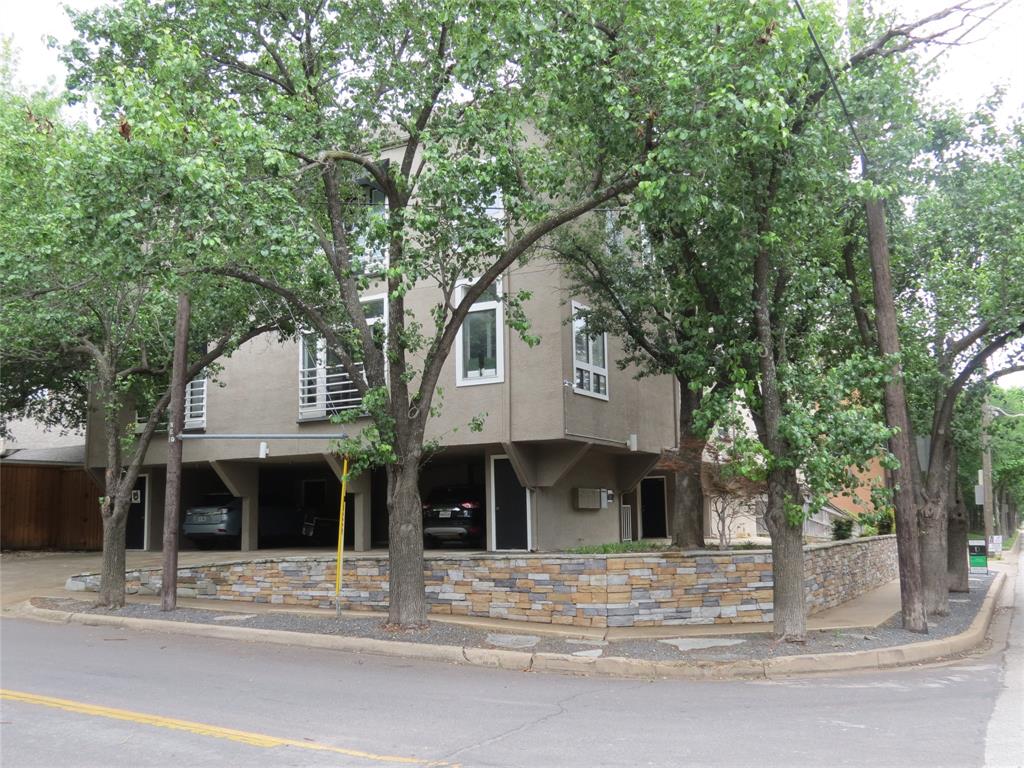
[791, 0, 870, 169]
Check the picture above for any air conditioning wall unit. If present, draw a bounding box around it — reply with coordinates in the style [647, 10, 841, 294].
[574, 487, 607, 511]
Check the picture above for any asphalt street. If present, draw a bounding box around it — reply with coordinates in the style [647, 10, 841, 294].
[1, 555, 1021, 768]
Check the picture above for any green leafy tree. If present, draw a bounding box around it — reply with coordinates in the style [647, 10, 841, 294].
[989, 387, 1024, 530]
[846, 104, 1024, 617]
[561, 0, 952, 640]
[0, 76, 285, 606]
[64, 0, 675, 625]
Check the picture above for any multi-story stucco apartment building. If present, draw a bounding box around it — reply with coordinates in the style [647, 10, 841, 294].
[84, 243, 681, 554]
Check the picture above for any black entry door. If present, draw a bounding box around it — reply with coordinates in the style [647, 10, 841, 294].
[125, 476, 146, 549]
[640, 477, 667, 539]
[493, 457, 528, 550]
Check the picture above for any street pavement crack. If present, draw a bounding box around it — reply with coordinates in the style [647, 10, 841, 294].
[434, 681, 649, 765]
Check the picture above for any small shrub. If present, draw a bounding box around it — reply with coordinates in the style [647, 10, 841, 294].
[734, 540, 764, 550]
[832, 517, 854, 541]
[567, 541, 671, 555]
[859, 523, 879, 537]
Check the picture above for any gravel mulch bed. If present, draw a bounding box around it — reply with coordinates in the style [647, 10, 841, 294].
[32, 572, 995, 664]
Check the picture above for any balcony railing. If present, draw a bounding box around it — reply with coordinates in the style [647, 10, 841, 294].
[135, 377, 207, 433]
[184, 379, 207, 430]
[299, 362, 365, 419]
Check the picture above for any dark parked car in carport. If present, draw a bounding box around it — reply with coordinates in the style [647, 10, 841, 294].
[182, 493, 304, 549]
[182, 494, 242, 549]
[422, 485, 485, 548]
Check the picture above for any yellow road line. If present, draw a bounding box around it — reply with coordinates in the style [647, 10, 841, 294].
[1, 689, 454, 766]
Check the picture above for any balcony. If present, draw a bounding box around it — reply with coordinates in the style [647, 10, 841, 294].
[298, 362, 365, 419]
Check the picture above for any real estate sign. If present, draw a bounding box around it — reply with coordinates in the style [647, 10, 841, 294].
[968, 539, 988, 574]
[989, 535, 1003, 555]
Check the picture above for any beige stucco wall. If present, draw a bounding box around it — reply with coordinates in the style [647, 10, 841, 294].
[87, 255, 676, 470]
[532, 450, 622, 550]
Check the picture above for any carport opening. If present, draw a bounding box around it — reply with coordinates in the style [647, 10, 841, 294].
[258, 465, 353, 549]
[419, 454, 486, 550]
[180, 467, 237, 550]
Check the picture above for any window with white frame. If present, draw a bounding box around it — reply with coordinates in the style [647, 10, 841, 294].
[298, 295, 385, 418]
[455, 279, 504, 386]
[572, 301, 608, 399]
[355, 186, 387, 273]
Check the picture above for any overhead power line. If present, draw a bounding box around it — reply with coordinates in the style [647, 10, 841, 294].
[791, 0, 870, 168]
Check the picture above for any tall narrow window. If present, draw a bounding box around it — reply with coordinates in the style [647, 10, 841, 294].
[456, 280, 504, 386]
[572, 301, 608, 400]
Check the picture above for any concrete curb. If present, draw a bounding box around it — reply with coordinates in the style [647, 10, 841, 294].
[12, 572, 1006, 681]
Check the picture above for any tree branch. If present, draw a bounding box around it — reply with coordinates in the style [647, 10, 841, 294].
[209, 265, 370, 398]
[210, 53, 297, 95]
[945, 318, 991, 361]
[399, 23, 452, 182]
[928, 320, 1024, 481]
[316, 150, 397, 201]
[842, 229, 875, 349]
[988, 364, 1024, 381]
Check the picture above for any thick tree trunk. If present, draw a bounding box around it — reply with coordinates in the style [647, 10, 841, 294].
[919, 492, 950, 616]
[386, 455, 427, 627]
[946, 445, 969, 593]
[672, 438, 706, 550]
[98, 503, 129, 608]
[865, 197, 927, 632]
[764, 468, 806, 641]
[671, 387, 706, 549]
[947, 498, 969, 593]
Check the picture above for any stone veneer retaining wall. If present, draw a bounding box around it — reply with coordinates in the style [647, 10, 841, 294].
[67, 536, 897, 628]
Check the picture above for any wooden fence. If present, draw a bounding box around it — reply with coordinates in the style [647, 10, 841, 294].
[1, 464, 103, 550]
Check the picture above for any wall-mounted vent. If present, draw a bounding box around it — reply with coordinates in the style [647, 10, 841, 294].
[574, 487, 607, 511]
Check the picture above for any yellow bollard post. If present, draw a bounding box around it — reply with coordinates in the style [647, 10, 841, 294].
[334, 454, 349, 617]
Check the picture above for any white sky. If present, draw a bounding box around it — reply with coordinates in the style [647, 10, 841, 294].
[2, 0, 1022, 386]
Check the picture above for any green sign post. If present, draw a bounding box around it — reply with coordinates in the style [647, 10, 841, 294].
[968, 539, 988, 574]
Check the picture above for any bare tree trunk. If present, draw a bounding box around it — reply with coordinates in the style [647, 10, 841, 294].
[919, 491, 950, 616]
[673, 465, 704, 549]
[865, 197, 927, 633]
[752, 183, 804, 641]
[161, 292, 190, 612]
[386, 455, 426, 626]
[671, 388, 706, 549]
[947, 498, 969, 593]
[672, 444, 706, 550]
[98, 503, 129, 608]
[764, 468, 806, 641]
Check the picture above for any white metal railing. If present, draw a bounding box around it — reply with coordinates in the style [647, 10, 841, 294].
[135, 377, 207, 432]
[620, 504, 633, 542]
[298, 362, 365, 418]
[184, 379, 207, 429]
